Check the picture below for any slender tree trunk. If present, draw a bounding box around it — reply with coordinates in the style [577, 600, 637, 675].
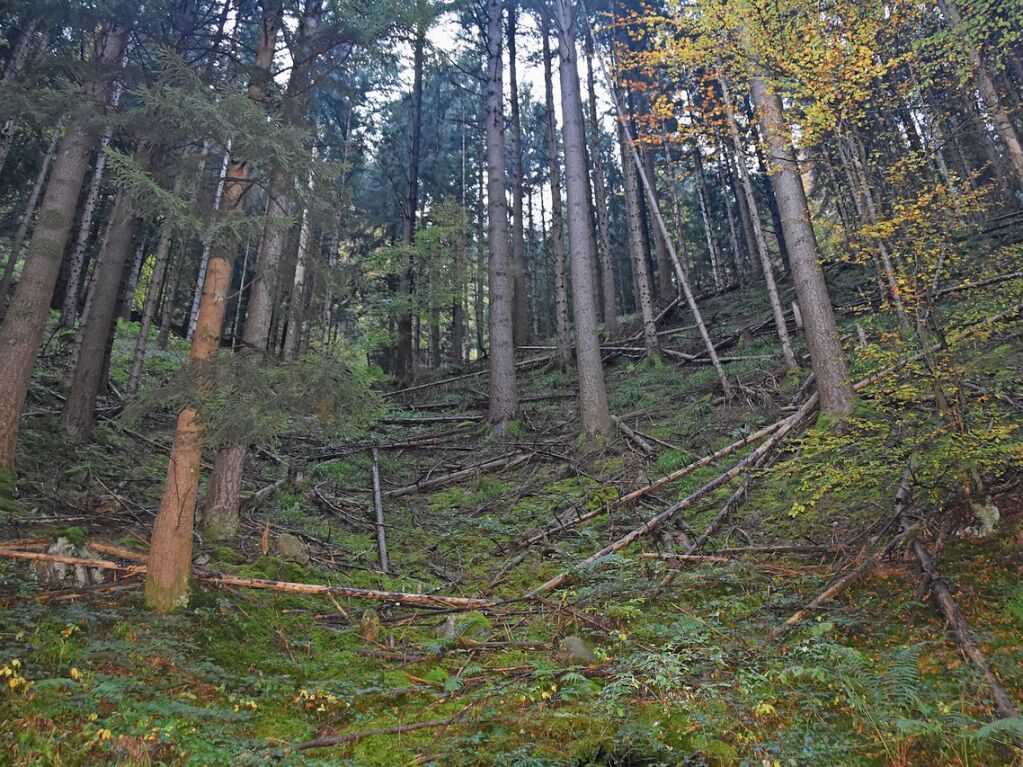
[541, 16, 572, 372]
[554, 0, 611, 437]
[507, 4, 531, 345]
[395, 21, 426, 384]
[146, 0, 283, 612]
[719, 74, 795, 370]
[187, 147, 230, 339]
[59, 93, 119, 329]
[156, 241, 184, 349]
[617, 118, 659, 359]
[121, 232, 147, 321]
[0, 17, 40, 177]
[692, 146, 724, 290]
[0, 22, 133, 472]
[203, 0, 323, 540]
[63, 146, 152, 436]
[716, 133, 746, 282]
[485, 0, 518, 428]
[639, 145, 675, 301]
[937, 0, 1023, 187]
[749, 73, 854, 417]
[474, 151, 486, 359]
[0, 122, 60, 317]
[584, 29, 619, 337]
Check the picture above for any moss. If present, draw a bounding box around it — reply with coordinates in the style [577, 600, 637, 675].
[58, 526, 88, 547]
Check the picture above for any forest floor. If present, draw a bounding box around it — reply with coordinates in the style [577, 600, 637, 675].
[2, 263, 1023, 766]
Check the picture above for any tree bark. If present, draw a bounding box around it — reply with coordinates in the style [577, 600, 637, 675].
[485, 0, 519, 429]
[617, 117, 659, 359]
[0, 122, 60, 317]
[749, 73, 854, 417]
[584, 29, 619, 337]
[186, 147, 230, 339]
[146, 0, 283, 612]
[937, 0, 1023, 187]
[507, 4, 531, 346]
[58, 94, 118, 330]
[0, 22, 133, 472]
[555, 0, 611, 438]
[719, 74, 796, 370]
[63, 145, 152, 436]
[540, 15, 572, 372]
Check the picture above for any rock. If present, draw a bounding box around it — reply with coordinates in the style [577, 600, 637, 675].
[272, 533, 310, 566]
[556, 635, 596, 665]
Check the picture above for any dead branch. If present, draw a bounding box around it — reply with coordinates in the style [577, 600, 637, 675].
[384, 453, 533, 498]
[772, 470, 917, 638]
[526, 395, 819, 596]
[896, 492, 1020, 720]
[611, 415, 655, 456]
[385, 355, 552, 399]
[371, 447, 390, 573]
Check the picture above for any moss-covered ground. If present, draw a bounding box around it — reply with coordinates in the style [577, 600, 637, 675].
[2, 265, 1023, 765]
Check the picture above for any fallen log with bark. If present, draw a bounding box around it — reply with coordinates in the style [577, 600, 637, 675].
[384, 453, 534, 498]
[0, 547, 497, 609]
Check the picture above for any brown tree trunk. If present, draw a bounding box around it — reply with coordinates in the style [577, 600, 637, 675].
[617, 117, 659, 359]
[507, 4, 531, 346]
[554, 0, 611, 437]
[584, 29, 619, 337]
[58, 101, 118, 329]
[640, 145, 675, 301]
[63, 146, 152, 436]
[749, 73, 854, 417]
[0, 122, 60, 317]
[541, 16, 572, 372]
[121, 231, 147, 321]
[203, 0, 322, 540]
[485, 0, 519, 429]
[146, 0, 283, 612]
[187, 147, 230, 339]
[0, 22, 132, 472]
[719, 74, 795, 369]
[938, 0, 1023, 187]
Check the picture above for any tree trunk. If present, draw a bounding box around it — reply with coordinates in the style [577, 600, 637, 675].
[146, 0, 283, 611]
[0, 17, 40, 177]
[554, 0, 611, 438]
[485, 0, 518, 428]
[203, 0, 323, 540]
[63, 146, 152, 436]
[58, 97, 118, 329]
[187, 147, 230, 339]
[719, 74, 796, 370]
[395, 21, 426, 385]
[541, 16, 572, 372]
[749, 73, 854, 417]
[617, 117, 659, 359]
[584, 29, 619, 337]
[507, 4, 530, 346]
[121, 231, 147, 321]
[640, 145, 675, 301]
[0, 22, 132, 472]
[283, 169, 315, 361]
[938, 0, 1023, 187]
[0, 122, 60, 317]
[692, 145, 724, 290]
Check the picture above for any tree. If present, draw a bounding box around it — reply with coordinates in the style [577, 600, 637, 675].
[0, 16, 135, 473]
[553, 0, 611, 438]
[484, 0, 518, 430]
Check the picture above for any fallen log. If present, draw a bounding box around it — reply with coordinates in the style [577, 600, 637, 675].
[506, 418, 787, 552]
[0, 548, 497, 610]
[772, 469, 917, 638]
[896, 492, 1020, 720]
[384, 453, 533, 498]
[525, 395, 818, 596]
[640, 553, 731, 564]
[611, 415, 655, 456]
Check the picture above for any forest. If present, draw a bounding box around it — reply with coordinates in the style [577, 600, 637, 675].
[0, 0, 1022, 763]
